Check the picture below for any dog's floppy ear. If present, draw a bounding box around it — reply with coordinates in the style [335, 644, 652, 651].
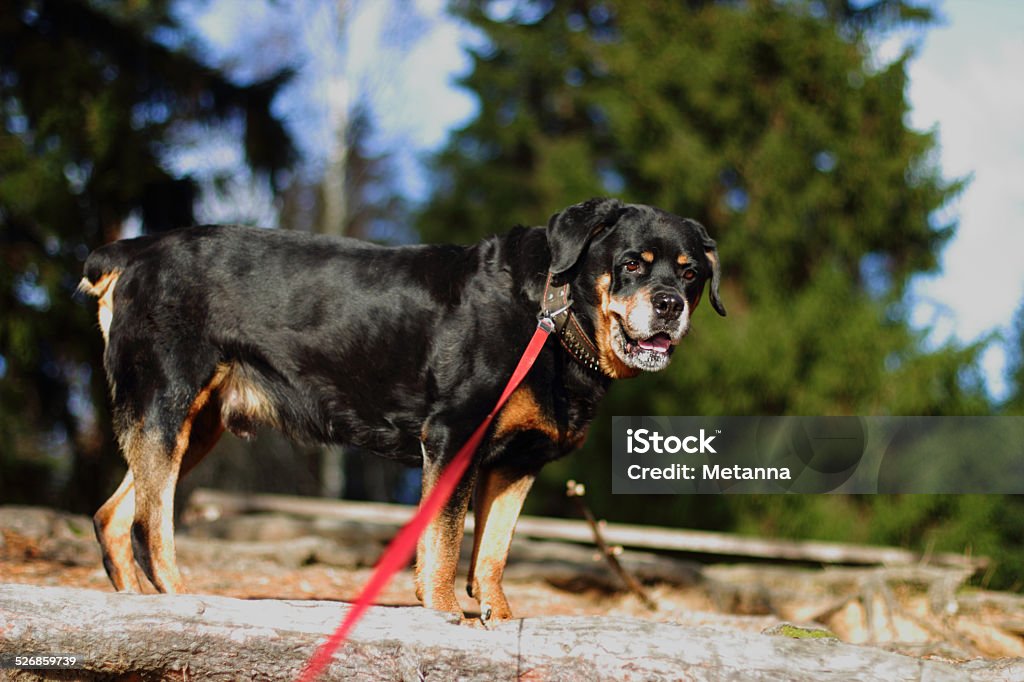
[688, 219, 727, 317]
[546, 197, 625, 278]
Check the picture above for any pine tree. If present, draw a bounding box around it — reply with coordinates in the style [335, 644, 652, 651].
[416, 0, 994, 547]
[0, 0, 295, 509]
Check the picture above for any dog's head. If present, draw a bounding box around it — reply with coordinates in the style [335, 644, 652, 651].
[546, 198, 726, 378]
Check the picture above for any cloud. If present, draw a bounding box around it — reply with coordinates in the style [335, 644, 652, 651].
[900, 2, 1024, 398]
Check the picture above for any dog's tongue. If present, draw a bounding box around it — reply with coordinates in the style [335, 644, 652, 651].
[638, 333, 672, 353]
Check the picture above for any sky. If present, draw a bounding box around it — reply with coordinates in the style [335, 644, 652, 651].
[886, 0, 1024, 400]
[182, 0, 1024, 400]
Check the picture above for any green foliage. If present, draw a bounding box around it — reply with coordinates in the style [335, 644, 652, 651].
[421, 0, 985, 418]
[0, 0, 295, 509]
[417, 1, 1017, 587]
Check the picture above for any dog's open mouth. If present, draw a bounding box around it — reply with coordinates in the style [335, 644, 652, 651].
[611, 318, 677, 372]
[628, 332, 672, 355]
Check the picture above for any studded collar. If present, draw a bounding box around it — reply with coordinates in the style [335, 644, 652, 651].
[540, 273, 605, 375]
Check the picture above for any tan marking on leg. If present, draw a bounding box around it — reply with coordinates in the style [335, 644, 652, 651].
[467, 469, 535, 622]
[416, 518, 464, 614]
[415, 463, 472, 615]
[121, 426, 178, 592]
[175, 373, 222, 456]
[136, 465, 186, 593]
[179, 395, 225, 479]
[93, 470, 143, 592]
[129, 372, 226, 593]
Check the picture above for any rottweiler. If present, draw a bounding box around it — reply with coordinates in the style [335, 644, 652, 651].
[80, 197, 725, 623]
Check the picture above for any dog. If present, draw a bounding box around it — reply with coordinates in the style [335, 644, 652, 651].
[80, 197, 725, 623]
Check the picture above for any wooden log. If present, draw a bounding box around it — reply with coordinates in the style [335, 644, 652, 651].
[1, 584, 1018, 681]
[188, 488, 986, 570]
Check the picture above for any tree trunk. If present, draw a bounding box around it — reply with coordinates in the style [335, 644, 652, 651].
[2, 584, 1019, 681]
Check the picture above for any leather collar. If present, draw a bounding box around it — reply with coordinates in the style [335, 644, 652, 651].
[541, 273, 604, 375]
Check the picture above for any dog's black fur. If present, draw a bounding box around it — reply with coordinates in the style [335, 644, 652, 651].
[82, 197, 724, 621]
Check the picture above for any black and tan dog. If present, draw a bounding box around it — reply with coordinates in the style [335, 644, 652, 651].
[81, 197, 725, 622]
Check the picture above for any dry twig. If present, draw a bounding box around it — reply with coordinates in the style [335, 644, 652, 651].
[565, 480, 658, 611]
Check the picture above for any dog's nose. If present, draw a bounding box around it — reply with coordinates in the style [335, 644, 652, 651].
[653, 292, 685, 321]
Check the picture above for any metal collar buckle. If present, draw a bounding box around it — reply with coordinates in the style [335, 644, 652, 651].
[539, 272, 604, 375]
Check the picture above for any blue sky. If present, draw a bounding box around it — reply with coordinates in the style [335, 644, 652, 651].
[182, 0, 1024, 400]
[885, 0, 1024, 399]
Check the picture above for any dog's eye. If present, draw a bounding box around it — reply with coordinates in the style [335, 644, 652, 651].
[682, 269, 696, 281]
[623, 260, 641, 273]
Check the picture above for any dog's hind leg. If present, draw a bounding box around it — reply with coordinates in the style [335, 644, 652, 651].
[122, 423, 185, 593]
[178, 392, 225, 480]
[127, 379, 224, 593]
[93, 470, 143, 591]
[466, 465, 536, 623]
[414, 435, 478, 616]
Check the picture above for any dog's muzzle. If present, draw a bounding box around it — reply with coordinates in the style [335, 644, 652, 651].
[609, 290, 689, 372]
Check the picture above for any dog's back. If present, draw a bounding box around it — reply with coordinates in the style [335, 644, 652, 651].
[80, 225, 512, 456]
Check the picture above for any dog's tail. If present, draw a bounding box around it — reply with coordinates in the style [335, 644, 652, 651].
[79, 236, 160, 343]
[78, 236, 153, 298]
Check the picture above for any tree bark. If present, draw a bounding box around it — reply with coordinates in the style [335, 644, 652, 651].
[2, 584, 1019, 681]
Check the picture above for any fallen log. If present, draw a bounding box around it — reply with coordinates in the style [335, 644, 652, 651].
[188, 488, 986, 570]
[1, 584, 1019, 681]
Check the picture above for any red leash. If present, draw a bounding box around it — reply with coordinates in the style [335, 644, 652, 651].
[296, 316, 558, 682]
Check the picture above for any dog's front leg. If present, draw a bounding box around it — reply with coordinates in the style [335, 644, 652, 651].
[414, 429, 478, 616]
[467, 465, 537, 624]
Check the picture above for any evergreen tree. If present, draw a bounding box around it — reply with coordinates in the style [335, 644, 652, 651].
[0, 0, 295, 509]
[420, 0, 983, 416]
[417, 0, 998, 572]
